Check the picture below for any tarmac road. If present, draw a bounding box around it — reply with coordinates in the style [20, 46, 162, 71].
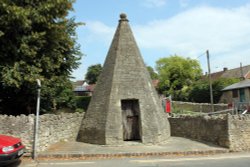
[18, 152, 250, 167]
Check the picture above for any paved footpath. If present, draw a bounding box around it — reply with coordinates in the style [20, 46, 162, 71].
[19, 152, 250, 167]
[37, 137, 229, 159]
[15, 137, 231, 166]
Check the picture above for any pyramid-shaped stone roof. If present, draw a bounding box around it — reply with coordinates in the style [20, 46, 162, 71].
[77, 14, 170, 145]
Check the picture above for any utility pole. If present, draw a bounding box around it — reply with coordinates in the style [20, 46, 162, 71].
[240, 62, 244, 80]
[206, 50, 214, 112]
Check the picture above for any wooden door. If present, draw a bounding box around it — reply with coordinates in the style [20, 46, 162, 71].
[121, 99, 141, 141]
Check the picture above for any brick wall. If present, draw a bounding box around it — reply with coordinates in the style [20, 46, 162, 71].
[0, 113, 84, 153]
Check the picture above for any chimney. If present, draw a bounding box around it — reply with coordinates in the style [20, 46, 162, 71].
[223, 67, 228, 71]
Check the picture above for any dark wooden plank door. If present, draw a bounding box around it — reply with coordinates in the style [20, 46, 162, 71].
[121, 99, 141, 141]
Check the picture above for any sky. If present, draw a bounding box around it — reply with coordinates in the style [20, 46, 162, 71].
[70, 0, 250, 81]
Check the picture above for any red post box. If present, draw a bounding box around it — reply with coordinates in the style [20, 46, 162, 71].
[165, 99, 171, 113]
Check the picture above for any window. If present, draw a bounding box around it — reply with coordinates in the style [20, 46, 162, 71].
[232, 90, 238, 98]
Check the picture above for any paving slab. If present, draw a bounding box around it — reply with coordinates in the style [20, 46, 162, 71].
[37, 137, 229, 160]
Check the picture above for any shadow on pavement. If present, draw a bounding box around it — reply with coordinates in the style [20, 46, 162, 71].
[0, 159, 21, 167]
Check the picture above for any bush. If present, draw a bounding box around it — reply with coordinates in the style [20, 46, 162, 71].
[75, 108, 84, 113]
[189, 78, 239, 103]
[75, 96, 91, 111]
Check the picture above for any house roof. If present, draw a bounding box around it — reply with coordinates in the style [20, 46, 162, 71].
[222, 79, 250, 91]
[72, 80, 95, 92]
[209, 71, 225, 80]
[72, 80, 85, 87]
[86, 84, 95, 92]
[203, 65, 250, 80]
[221, 65, 250, 79]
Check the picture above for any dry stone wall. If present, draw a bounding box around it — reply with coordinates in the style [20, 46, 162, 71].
[0, 114, 34, 152]
[1, 112, 250, 153]
[0, 113, 84, 153]
[169, 114, 250, 151]
[172, 101, 228, 113]
[169, 115, 229, 147]
[228, 115, 250, 151]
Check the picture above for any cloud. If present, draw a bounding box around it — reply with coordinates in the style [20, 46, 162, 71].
[142, 0, 167, 8]
[83, 4, 250, 73]
[84, 21, 114, 44]
[133, 5, 250, 71]
[134, 5, 250, 53]
[179, 0, 189, 8]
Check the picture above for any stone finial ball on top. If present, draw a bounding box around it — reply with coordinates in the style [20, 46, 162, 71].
[119, 13, 129, 22]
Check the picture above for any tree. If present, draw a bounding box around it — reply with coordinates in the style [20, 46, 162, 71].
[156, 55, 202, 100]
[189, 78, 240, 103]
[188, 80, 210, 103]
[147, 66, 159, 80]
[0, 0, 82, 115]
[85, 64, 102, 84]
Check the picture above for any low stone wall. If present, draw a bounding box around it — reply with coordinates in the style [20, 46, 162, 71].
[1, 112, 250, 153]
[0, 114, 34, 152]
[172, 101, 228, 113]
[169, 115, 229, 148]
[169, 114, 250, 151]
[0, 113, 84, 153]
[228, 115, 250, 151]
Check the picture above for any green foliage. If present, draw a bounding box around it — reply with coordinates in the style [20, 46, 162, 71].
[74, 96, 91, 111]
[75, 108, 84, 113]
[0, 0, 82, 115]
[156, 55, 202, 101]
[188, 80, 210, 103]
[189, 78, 240, 103]
[85, 64, 102, 84]
[40, 79, 77, 113]
[147, 66, 159, 80]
